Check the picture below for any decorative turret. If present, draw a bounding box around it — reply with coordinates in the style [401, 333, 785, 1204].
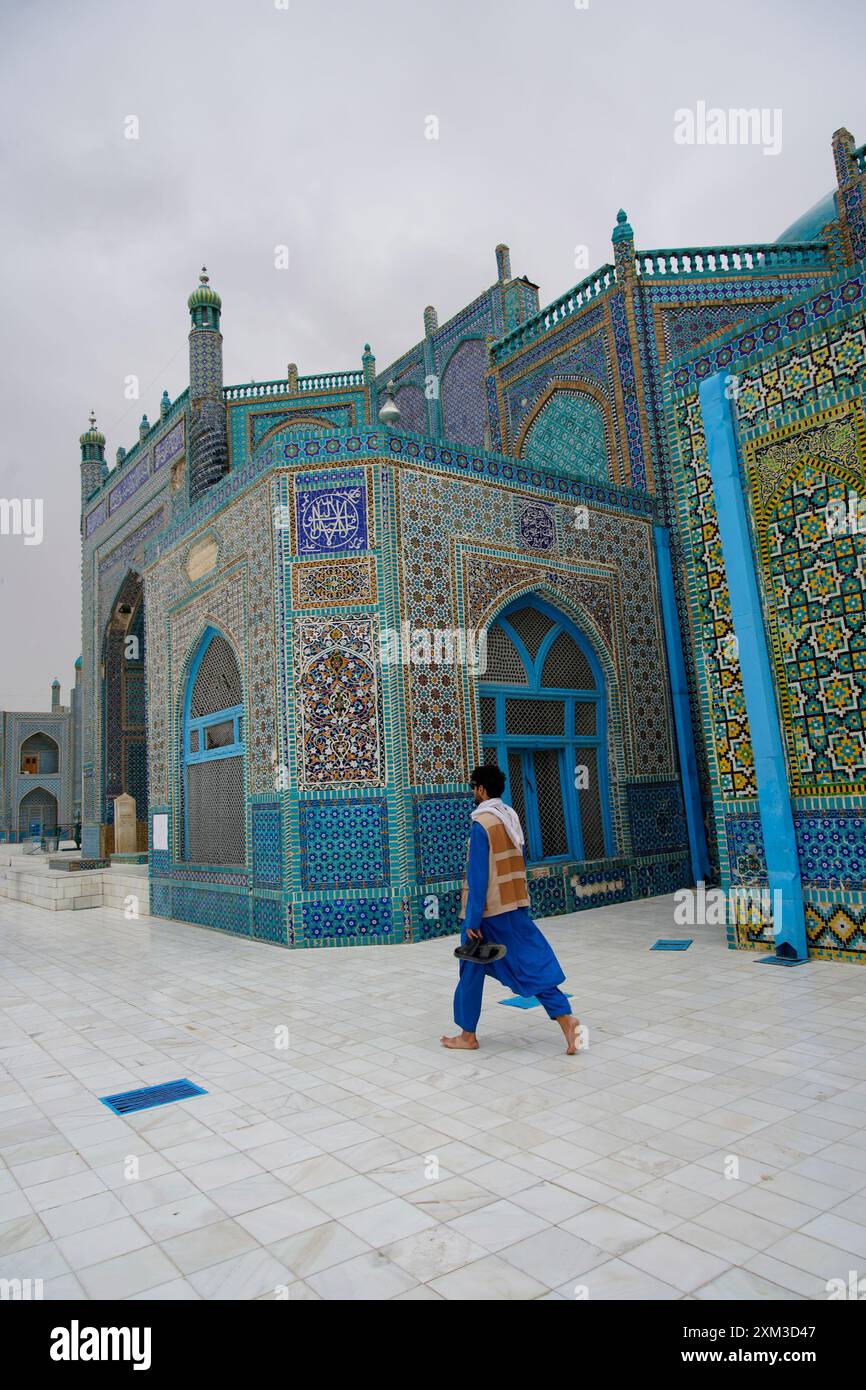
[832, 127, 866, 266]
[51, 679, 60, 712]
[362, 343, 376, 385]
[160, 389, 171, 419]
[79, 411, 105, 462]
[116, 446, 126, 466]
[612, 209, 635, 280]
[423, 305, 438, 336]
[188, 266, 229, 503]
[80, 411, 107, 504]
[287, 362, 299, 392]
[139, 413, 150, 442]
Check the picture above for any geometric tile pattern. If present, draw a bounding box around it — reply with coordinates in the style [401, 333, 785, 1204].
[626, 782, 688, 856]
[252, 894, 287, 944]
[806, 899, 866, 954]
[527, 872, 568, 918]
[670, 271, 864, 395]
[795, 811, 866, 890]
[299, 797, 389, 889]
[398, 468, 672, 784]
[441, 339, 488, 447]
[412, 793, 474, 882]
[522, 388, 610, 484]
[299, 895, 394, 945]
[673, 393, 756, 799]
[251, 803, 283, 889]
[763, 463, 866, 792]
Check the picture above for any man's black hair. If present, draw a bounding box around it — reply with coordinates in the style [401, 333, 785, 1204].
[470, 764, 506, 798]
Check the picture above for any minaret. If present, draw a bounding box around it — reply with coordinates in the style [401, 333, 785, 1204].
[51, 678, 60, 712]
[79, 412, 107, 506]
[187, 267, 229, 503]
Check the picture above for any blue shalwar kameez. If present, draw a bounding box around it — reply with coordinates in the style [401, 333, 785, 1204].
[454, 821, 572, 1032]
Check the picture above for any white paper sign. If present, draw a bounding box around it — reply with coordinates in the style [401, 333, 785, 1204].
[152, 814, 168, 851]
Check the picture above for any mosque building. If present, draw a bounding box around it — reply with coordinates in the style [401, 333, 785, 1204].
[77, 125, 866, 959]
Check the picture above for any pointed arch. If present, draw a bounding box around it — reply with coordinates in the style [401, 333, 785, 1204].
[20, 731, 60, 775]
[253, 413, 344, 452]
[476, 593, 619, 863]
[17, 786, 58, 840]
[517, 382, 619, 485]
[179, 624, 246, 866]
[101, 568, 147, 824]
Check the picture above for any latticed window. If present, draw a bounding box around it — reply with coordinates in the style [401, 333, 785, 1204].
[183, 630, 245, 866]
[478, 597, 611, 864]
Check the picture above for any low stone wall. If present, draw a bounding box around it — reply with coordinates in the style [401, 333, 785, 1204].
[0, 851, 150, 916]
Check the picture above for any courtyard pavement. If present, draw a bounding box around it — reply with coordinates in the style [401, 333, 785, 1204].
[2, 894, 866, 1301]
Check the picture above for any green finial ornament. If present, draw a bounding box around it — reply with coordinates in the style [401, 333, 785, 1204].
[612, 209, 633, 243]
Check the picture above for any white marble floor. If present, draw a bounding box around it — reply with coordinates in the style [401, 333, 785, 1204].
[2, 894, 866, 1301]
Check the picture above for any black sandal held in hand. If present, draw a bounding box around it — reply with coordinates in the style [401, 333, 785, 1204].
[454, 938, 508, 964]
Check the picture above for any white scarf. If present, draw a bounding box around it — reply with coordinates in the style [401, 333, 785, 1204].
[471, 797, 525, 849]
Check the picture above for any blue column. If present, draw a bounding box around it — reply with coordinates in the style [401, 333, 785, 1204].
[698, 373, 807, 961]
[653, 525, 711, 886]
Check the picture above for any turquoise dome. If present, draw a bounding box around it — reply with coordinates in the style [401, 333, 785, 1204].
[776, 190, 837, 244]
[188, 266, 221, 312]
[79, 413, 105, 448]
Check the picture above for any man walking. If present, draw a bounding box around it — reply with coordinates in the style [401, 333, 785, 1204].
[441, 764, 580, 1054]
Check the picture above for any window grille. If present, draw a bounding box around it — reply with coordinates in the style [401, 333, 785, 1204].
[186, 756, 245, 865]
[506, 605, 555, 660]
[507, 751, 528, 832]
[577, 747, 605, 859]
[484, 625, 529, 684]
[531, 749, 568, 857]
[541, 631, 594, 689]
[505, 698, 565, 736]
[480, 697, 496, 734]
[574, 701, 597, 736]
[190, 634, 242, 717]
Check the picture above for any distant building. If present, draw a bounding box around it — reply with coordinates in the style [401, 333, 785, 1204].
[0, 669, 80, 842]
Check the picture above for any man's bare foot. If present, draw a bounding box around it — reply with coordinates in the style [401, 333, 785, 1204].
[441, 1031, 479, 1050]
[556, 1014, 581, 1055]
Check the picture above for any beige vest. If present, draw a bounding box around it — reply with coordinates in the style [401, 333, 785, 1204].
[459, 811, 531, 921]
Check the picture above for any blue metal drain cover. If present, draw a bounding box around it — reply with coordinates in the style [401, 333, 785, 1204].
[499, 993, 573, 1009]
[99, 1079, 207, 1116]
[651, 939, 693, 951]
[757, 954, 808, 967]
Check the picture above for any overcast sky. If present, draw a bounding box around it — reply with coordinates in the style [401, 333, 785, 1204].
[0, 0, 863, 708]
